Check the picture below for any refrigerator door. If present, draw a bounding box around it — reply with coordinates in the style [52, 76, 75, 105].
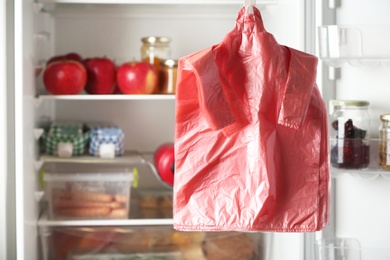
[317, 0, 390, 258]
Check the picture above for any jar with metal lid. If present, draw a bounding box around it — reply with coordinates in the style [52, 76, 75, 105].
[330, 100, 370, 169]
[159, 59, 177, 94]
[141, 36, 171, 68]
[379, 114, 390, 170]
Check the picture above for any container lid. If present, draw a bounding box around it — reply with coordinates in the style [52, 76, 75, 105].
[330, 99, 370, 107]
[141, 36, 171, 44]
[380, 114, 390, 121]
[160, 59, 178, 68]
[44, 172, 134, 182]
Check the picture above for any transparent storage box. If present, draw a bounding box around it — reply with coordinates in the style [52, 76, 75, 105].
[44, 172, 134, 220]
[318, 25, 390, 67]
[39, 226, 270, 260]
[315, 238, 390, 260]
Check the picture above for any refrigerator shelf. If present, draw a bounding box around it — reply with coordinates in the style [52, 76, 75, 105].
[39, 150, 150, 165]
[36, 94, 175, 102]
[36, 0, 276, 5]
[38, 211, 173, 227]
[318, 24, 390, 67]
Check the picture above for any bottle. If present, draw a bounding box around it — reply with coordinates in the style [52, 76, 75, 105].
[329, 100, 370, 169]
[379, 114, 390, 171]
[159, 59, 178, 94]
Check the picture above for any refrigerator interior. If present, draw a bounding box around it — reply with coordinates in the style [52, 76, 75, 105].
[16, 0, 311, 259]
[316, 0, 390, 259]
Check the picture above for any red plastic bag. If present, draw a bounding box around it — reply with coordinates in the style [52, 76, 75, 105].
[173, 6, 330, 232]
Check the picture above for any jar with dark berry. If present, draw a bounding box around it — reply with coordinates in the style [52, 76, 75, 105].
[330, 100, 370, 169]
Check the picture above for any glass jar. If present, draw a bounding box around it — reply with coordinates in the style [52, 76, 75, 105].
[141, 36, 171, 94]
[329, 100, 370, 169]
[159, 59, 178, 94]
[379, 114, 390, 171]
[141, 36, 171, 68]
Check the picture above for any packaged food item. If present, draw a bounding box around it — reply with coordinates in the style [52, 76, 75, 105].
[42, 122, 90, 157]
[379, 114, 390, 170]
[330, 100, 370, 169]
[44, 172, 134, 220]
[87, 124, 124, 158]
[159, 59, 178, 94]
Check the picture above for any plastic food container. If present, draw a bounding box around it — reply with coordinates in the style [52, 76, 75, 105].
[315, 238, 361, 260]
[44, 172, 134, 220]
[39, 226, 268, 260]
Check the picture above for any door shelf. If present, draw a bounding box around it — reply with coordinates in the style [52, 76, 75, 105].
[318, 25, 390, 67]
[331, 167, 390, 180]
[330, 138, 390, 179]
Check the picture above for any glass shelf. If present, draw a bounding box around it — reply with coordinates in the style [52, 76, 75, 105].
[36, 94, 175, 102]
[36, 0, 276, 5]
[40, 151, 148, 165]
[38, 207, 173, 227]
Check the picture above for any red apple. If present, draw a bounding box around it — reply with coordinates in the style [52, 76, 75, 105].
[154, 143, 175, 186]
[116, 61, 158, 94]
[43, 60, 87, 95]
[83, 57, 116, 94]
[47, 52, 83, 65]
[64, 52, 83, 62]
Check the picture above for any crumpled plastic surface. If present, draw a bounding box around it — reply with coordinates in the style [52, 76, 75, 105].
[173, 6, 330, 232]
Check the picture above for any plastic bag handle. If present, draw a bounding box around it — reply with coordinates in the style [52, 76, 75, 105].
[245, 0, 256, 15]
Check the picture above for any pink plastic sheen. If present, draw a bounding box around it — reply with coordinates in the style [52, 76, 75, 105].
[173, 6, 330, 232]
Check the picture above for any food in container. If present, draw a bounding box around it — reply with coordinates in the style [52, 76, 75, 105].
[329, 100, 370, 169]
[379, 114, 390, 170]
[159, 59, 178, 94]
[44, 172, 134, 220]
[141, 36, 172, 93]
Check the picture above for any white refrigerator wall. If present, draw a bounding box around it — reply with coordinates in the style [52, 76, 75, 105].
[35, 2, 308, 188]
[319, 0, 390, 251]
[17, 0, 313, 259]
[0, 0, 7, 258]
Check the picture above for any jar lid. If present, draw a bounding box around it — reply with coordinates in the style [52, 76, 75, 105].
[141, 36, 171, 44]
[380, 114, 390, 121]
[330, 99, 370, 107]
[160, 59, 178, 68]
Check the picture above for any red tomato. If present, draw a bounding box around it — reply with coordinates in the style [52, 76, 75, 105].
[154, 143, 175, 186]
